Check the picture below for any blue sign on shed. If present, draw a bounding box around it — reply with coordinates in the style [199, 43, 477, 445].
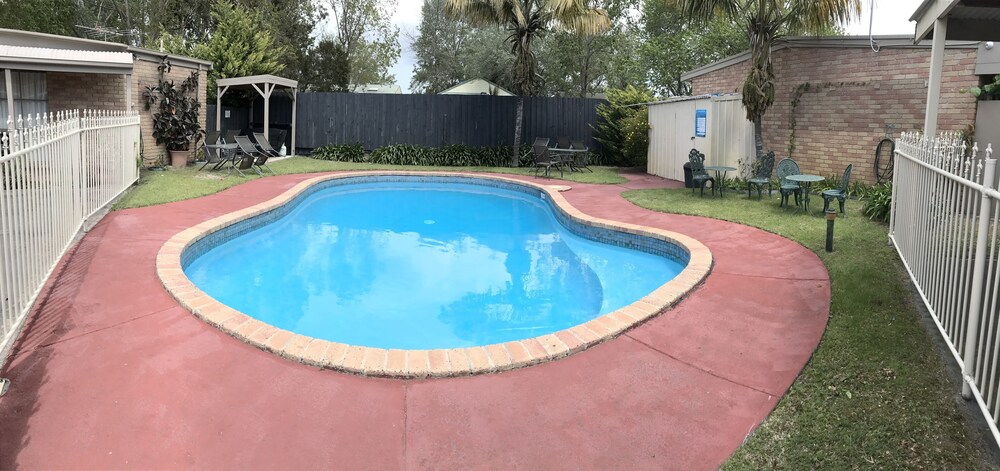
[695, 109, 707, 137]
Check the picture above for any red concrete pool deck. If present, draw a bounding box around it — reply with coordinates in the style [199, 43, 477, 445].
[0, 171, 830, 470]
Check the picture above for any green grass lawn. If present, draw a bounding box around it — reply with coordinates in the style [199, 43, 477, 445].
[623, 189, 997, 469]
[111, 157, 627, 210]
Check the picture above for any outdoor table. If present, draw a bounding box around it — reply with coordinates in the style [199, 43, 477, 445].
[548, 147, 587, 172]
[784, 174, 825, 212]
[704, 165, 737, 198]
[205, 143, 239, 170]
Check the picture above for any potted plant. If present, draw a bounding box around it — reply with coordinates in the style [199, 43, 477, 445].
[143, 59, 203, 168]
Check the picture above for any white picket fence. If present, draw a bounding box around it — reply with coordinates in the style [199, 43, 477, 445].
[0, 110, 140, 362]
[891, 131, 1000, 443]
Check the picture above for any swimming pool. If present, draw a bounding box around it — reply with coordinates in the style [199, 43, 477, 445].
[161, 173, 712, 376]
[184, 179, 683, 349]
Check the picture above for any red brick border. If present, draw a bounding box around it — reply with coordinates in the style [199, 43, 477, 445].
[156, 172, 713, 377]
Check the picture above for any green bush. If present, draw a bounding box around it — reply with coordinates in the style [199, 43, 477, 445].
[314, 143, 537, 167]
[311, 143, 365, 162]
[593, 86, 653, 167]
[862, 182, 892, 222]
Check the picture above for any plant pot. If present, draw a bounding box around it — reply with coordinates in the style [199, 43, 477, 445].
[169, 150, 190, 169]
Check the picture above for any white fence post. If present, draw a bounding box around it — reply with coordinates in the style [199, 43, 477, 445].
[962, 150, 996, 398]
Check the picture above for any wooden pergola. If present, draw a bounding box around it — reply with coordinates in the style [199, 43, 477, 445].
[216, 74, 297, 155]
[910, 0, 1000, 136]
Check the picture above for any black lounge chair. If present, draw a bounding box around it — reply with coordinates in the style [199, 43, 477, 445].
[253, 132, 281, 158]
[234, 135, 274, 176]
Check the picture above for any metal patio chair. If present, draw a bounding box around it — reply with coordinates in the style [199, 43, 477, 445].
[776, 158, 802, 208]
[234, 135, 273, 176]
[532, 137, 563, 178]
[747, 151, 775, 199]
[822, 164, 853, 215]
[688, 149, 714, 197]
[253, 132, 281, 158]
[570, 140, 593, 172]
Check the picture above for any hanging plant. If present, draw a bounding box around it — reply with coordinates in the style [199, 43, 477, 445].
[142, 58, 203, 151]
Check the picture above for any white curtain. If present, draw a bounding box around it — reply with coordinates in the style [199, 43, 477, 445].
[0, 71, 48, 129]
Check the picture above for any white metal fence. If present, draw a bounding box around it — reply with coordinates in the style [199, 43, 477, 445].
[0, 110, 140, 361]
[891, 131, 1000, 443]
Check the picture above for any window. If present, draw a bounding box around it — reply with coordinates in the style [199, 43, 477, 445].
[0, 71, 48, 128]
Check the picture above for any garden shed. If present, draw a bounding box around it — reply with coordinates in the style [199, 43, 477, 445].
[646, 94, 753, 182]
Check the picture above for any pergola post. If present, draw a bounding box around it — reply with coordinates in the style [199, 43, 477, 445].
[923, 18, 947, 137]
[216, 85, 229, 132]
[291, 87, 297, 156]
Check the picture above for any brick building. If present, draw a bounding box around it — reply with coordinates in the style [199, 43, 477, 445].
[681, 36, 982, 184]
[0, 29, 211, 166]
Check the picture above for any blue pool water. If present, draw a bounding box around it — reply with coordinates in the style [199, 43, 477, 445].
[184, 180, 684, 349]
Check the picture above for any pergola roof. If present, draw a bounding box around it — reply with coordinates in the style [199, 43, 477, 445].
[910, 0, 1000, 41]
[217, 74, 297, 90]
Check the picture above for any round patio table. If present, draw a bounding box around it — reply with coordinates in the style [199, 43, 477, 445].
[704, 165, 736, 198]
[784, 174, 825, 212]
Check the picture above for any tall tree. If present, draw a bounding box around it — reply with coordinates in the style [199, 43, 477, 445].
[0, 0, 81, 36]
[410, 0, 472, 94]
[162, 0, 287, 102]
[672, 0, 860, 157]
[328, 0, 401, 86]
[445, 0, 610, 166]
[302, 37, 352, 92]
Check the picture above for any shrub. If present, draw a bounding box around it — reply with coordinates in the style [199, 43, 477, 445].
[312, 143, 536, 167]
[863, 182, 892, 222]
[311, 143, 365, 162]
[593, 86, 653, 167]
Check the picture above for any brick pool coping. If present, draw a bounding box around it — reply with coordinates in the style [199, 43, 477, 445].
[155, 171, 713, 378]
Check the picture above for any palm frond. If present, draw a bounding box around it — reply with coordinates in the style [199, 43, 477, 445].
[445, 0, 503, 25]
[670, 0, 740, 22]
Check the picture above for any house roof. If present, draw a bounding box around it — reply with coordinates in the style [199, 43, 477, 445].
[681, 35, 980, 82]
[440, 78, 514, 96]
[351, 83, 402, 94]
[0, 28, 212, 73]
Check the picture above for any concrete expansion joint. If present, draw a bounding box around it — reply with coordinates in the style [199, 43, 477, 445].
[624, 332, 780, 398]
[36, 305, 177, 350]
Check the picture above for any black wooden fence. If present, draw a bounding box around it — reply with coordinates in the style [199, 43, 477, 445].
[207, 93, 606, 153]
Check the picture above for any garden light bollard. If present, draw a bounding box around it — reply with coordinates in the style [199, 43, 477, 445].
[825, 208, 837, 252]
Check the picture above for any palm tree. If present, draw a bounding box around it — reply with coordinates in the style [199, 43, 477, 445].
[445, 0, 610, 166]
[674, 0, 860, 157]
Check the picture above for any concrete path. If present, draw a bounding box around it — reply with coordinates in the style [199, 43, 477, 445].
[0, 171, 830, 470]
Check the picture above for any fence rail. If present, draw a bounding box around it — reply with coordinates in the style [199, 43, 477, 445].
[0, 110, 139, 363]
[891, 131, 1000, 443]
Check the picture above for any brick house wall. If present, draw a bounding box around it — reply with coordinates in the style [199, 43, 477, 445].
[131, 54, 210, 166]
[47, 72, 128, 112]
[688, 42, 980, 184]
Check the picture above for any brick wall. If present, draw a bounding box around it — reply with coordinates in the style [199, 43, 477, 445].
[132, 57, 209, 166]
[690, 45, 979, 184]
[47, 72, 128, 112]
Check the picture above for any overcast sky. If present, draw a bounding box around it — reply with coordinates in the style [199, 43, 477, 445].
[373, 0, 926, 93]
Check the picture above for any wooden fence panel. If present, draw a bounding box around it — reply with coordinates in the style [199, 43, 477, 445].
[209, 93, 605, 152]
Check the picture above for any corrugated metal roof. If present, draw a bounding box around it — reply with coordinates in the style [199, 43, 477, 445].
[0, 45, 132, 66]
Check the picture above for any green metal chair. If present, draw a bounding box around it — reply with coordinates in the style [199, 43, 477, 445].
[747, 151, 775, 199]
[776, 158, 801, 208]
[688, 149, 714, 197]
[822, 164, 853, 215]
